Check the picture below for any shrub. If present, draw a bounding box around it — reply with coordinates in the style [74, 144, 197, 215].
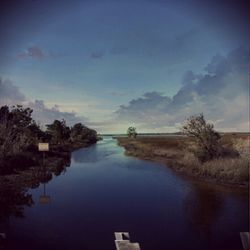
[182, 114, 221, 162]
[127, 127, 137, 138]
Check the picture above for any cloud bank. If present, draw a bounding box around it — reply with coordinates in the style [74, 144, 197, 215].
[115, 48, 249, 132]
[0, 78, 87, 127]
[1, 48, 248, 133]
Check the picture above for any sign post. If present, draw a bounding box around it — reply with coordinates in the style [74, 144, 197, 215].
[38, 143, 51, 204]
[38, 143, 49, 152]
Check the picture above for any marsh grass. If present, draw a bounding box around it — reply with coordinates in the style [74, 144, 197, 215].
[117, 135, 249, 185]
[201, 157, 249, 182]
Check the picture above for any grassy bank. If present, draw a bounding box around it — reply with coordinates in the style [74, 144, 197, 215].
[117, 134, 249, 187]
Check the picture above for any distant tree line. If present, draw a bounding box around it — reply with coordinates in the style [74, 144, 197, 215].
[0, 105, 97, 159]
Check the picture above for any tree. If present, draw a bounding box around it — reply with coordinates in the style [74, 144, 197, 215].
[46, 119, 70, 144]
[70, 123, 84, 142]
[127, 127, 137, 138]
[0, 105, 41, 157]
[182, 114, 221, 162]
[70, 123, 97, 143]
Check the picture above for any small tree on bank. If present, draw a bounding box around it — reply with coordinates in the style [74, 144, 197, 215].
[127, 127, 137, 138]
[182, 114, 221, 162]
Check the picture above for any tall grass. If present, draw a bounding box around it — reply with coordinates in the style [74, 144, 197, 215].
[117, 135, 249, 185]
[201, 157, 249, 182]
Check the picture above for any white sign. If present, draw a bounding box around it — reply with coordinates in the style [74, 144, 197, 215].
[38, 143, 49, 152]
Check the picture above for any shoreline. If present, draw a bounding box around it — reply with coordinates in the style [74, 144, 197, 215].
[116, 136, 249, 189]
[0, 141, 98, 222]
[0, 141, 97, 189]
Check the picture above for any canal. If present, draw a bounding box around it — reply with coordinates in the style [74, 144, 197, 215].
[2, 137, 248, 250]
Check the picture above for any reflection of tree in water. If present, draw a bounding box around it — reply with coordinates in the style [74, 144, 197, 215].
[0, 184, 34, 249]
[184, 184, 223, 241]
[54, 154, 71, 176]
[0, 185, 33, 221]
[0, 150, 71, 249]
[0, 152, 71, 239]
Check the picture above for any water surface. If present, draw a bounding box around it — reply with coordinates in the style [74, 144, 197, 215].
[2, 137, 248, 250]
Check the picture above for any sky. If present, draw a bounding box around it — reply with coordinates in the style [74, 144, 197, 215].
[0, 0, 248, 133]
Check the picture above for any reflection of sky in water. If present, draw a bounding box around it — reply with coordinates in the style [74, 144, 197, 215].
[3, 137, 248, 250]
[71, 137, 122, 163]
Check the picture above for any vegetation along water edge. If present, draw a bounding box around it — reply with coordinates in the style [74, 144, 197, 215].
[117, 114, 249, 188]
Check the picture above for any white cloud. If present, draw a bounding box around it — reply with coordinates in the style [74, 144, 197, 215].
[0, 78, 88, 127]
[27, 100, 88, 126]
[1, 47, 248, 133]
[115, 48, 249, 132]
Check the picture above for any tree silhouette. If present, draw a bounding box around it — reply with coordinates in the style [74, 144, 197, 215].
[0, 105, 43, 157]
[46, 119, 70, 144]
[127, 127, 137, 138]
[182, 114, 221, 162]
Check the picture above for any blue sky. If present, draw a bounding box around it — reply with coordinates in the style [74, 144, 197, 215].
[0, 0, 248, 133]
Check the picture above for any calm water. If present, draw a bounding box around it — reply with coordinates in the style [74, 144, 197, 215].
[2, 137, 249, 250]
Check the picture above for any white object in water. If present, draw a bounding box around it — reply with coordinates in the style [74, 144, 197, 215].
[114, 232, 141, 250]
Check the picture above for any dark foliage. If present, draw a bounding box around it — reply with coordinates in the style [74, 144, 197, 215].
[0, 105, 98, 174]
[127, 127, 137, 138]
[182, 114, 222, 162]
[70, 123, 97, 143]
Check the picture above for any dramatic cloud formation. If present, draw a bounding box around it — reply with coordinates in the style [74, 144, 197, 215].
[0, 78, 87, 127]
[27, 100, 86, 126]
[115, 48, 248, 132]
[0, 0, 247, 134]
